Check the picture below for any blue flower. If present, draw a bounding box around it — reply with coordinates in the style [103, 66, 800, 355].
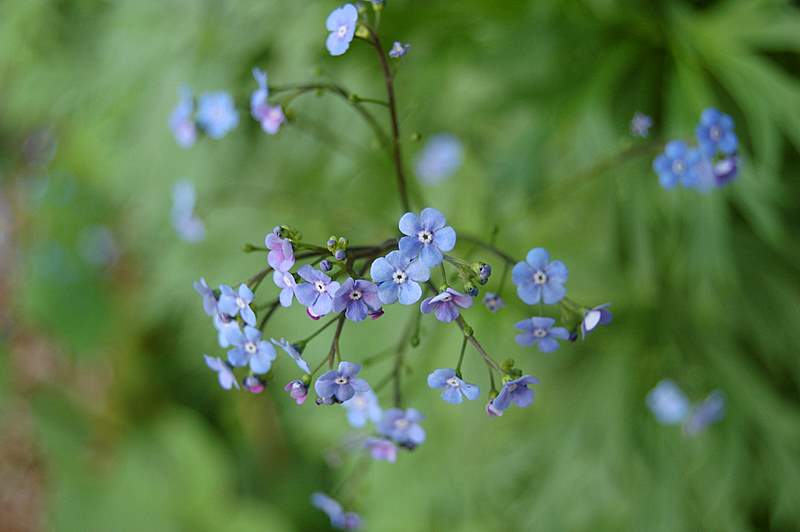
[482, 292, 505, 313]
[271, 338, 311, 374]
[398, 207, 457, 267]
[646, 380, 690, 425]
[311, 492, 361, 530]
[169, 87, 197, 148]
[414, 134, 463, 185]
[713, 155, 739, 187]
[203, 354, 238, 390]
[315, 361, 370, 403]
[696, 108, 737, 156]
[652, 141, 696, 189]
[490, 375, 540, 413]
[511, 248, 568, 305]
[515, 317, 570, 352]
[364, 437, 397, 463]
[325, 4, 358, 57]
[196, 91, 238, 139]
[333, 278, 382, 321]
[630, 112, 652, 138]
[342, 389, 382, 427]
[388, 41, 410, 58]
[171, 180, 205, 242]
[218, 283, 256, 326]
[581, 304, 613, 339]
[685, 148, 716, 191]
[295, 265, 341, 318]
[193, 277, 217, 316]
[378, 408, 426, 449]
[683, 390, 725, 436]
[225, 326, 277, 374]
[420, 288, 472, 323]
[272, 270, 297, 307]
[427, 368, 480, 404]
[250, 68, 285, 135]
[370, 250, 430, 305]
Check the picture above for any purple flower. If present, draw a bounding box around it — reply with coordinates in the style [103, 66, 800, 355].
[196, 91, 238, 139]
[515, 317, 569, 353]
[713, 155, 738, 186]
[426, 368, 480, 404]
[295, 265, 341, 317]
[265, 231, 295, 272]
[414, 134, 463, 185]
[388, 41, 410, 58]
[311, 492, 361, 530]
[243, 374, 265, 394]
[370, 250, 430, 305]
[218, 283, 256, 326]
[325, 4, 358, 57]
[169, 87, 197, 148]
[272, 270, 297, 307]
[193, 277, 217, 316]
[203, 355, 238, 390]
[482, 292, 504, 313]
[225, 326, 277, 374]
[271, 338, 311, 374]
[315, 361, 370, 403]
[342, 390, 381, 428]
[683, 390, 725, 436]
[696, 108, 737, 156]
[377, 408, 425, 448]
[333, 278, 382, 321]
[171, 180, 205, 242]
[398, 207, 456, 267]
[420, 288, 472, 323]
[250, 68, 285, 135]
[284, 379, 309, 404]
[653, 141, 694, 189]
[581, 304, 613, 339]
[364, 438, 397, 463]
[646, 380, 690, 425]
[491, 375, 540, 413]
[630, 112, 652, 138]
[511, 248, 568, 305]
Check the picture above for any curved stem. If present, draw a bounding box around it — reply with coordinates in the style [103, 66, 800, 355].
[459, 234, 518, 265]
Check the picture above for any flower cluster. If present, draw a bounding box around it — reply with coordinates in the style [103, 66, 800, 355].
[653, 108, 739, 190]
[646, 380, 725, 436]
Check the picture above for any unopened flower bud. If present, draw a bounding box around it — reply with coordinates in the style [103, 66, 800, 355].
[243, 375, 265, 394]
[334, 249, 347, 261]
[320, 259, 333, 272]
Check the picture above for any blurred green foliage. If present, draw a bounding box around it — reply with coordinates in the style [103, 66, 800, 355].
[1, 0, 799, 530]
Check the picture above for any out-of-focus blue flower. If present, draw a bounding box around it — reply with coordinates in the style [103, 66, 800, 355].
[271, 338, 311, 374]
[204, 355, 238, 390]
[333, 278, 382, 321]
[250, 67, 286, 135]
[243, 374, 265, 394]
[713, 155, 739, 187]
[171, 180, 205, 242]
[273, 270, 297, 307]
[370, 250, 430, 305]
[683, 390, 725, 436]
[630, 112, 652, 138]
[581, 304, 613, 339]
[225, 326, 277, 374]
[696, 108, 737, 156]
[414, 134, 463, 185]
[515, 317, 570, 353]
[646, 380, 690, 425]
[364, 437, 397, 463]
[491, 375, 540, 413]
[193, 277, 217, 316]
[311, 492, 362, 530]
[511, 248, 568, 305]
[398, 207, 456, 267]
[389, 41, 410, 58]
[482, 292, 505, 313]
[218, 283, 256, 326]
[427, 368, 480, 404]
[420, 288, 472, 323]
[169, 87, 197, 148]
[653, 141, 696, 189]
[284, 379, 309, 404]
[342, 389, 382, 428]
[315, 361, 370, 403]
[213, 312, 240, 348]
[196, 91, 238, 139]
[325, 4, 358, 57]
[378, 408, 426, 449]
[295, 265, 341, 318]
[265, 231, 295, 272]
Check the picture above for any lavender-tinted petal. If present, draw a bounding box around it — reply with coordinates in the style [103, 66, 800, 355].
[517, 283, 542, 305]
[441, 387, 463, 404]
[335, 384, 356, 403]
[530, 316, 555, 330]
[296, 265, 317, 283]
[407, 424, 426, 445]
[227, 347, 248, 367]
[345, 300, 368, 321]
[294, 283, 318, 306]
[434, 302, 459, 322]
[218, 296, 238, 317]
[204, 355, 222, 372]
[512, 387, 534, 407]
[370, 257, 394, 283]
[515, 332, 536, 346]
[338, 361, 361, 377]
[515, 318, 535, 331]
[241, 306, 257, 326]
[279, 287, 294, 307]
[550, 327, 570, 340]
[427, 368, 453, 388]
[546, 260, 568, 283]
[326, 33, 350, 56]
[350, 378, 370, 393]
[360, 288, 381, 311]
[419, 207, 446, 231]
[493, 388, 512, 411]
[398, 236, 422, 258]
[315, 378, 338, 399]
[449, 290, 473, 308]
[537, 337, 560, 353]
[542, 282, 566, 304]
[310, 294, 333, 317]
[420, 296, 435, 314]
[404, 259, 431, 282]
[397, 281, 423, 305]
[377, 282, 398, 304]
[250, 345, 275, 374]
[398, 212, 419, 235]
[461, 382, 480, 401]
[433, 226, 456, 252]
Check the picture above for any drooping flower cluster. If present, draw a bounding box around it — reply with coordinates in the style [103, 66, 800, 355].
[646, 380, 725, 436]
[653, 108, 739, 190]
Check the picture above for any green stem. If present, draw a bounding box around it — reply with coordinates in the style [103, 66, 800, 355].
[300, 314, 341, 345]
[455, 335, 468, 377]
[257, 299, 281, 330]
[455, 315, 505, 374]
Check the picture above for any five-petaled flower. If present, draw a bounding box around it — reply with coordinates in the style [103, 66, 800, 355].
[427, 368, 480, 404]
[225, 326, 277, 374]
[169, 87, 197, 148]
[196, 91, 238, 139]
[512, 248, 568, 305]
[204, 355, 238, 390]
[342, 390, 382, 428]
[325, 4, 359, 57]
[482, 292, 505, 313]
[515, 317, 570, 353]
[630, 112, 652, 138]
[398, 207, 457, 267]
[333, 278, 382, 321]
[414, 134, 463, 185]
[652, 140, 696, 189]
[377, 408, 426, 448]
[218, 283, 257, 326]
[271, 338, 311, 374]
[420, 288, 472, 323]
[250, 67, 286, 135]
[295, 265, 341, 318]
[581, 304, 613, 339]
[370, 250, 430, 305]
[490, 375, 540, 414]
[315, 361, 370, 403]
[696, 107, 737, 156]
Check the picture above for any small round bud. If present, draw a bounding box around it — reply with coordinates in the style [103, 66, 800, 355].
[465, 282, 479, 297]
[243, 375, 265, 394]
[337, 237, 349, 249]
[410, 132, 421, 142]
[334, 249, 347, 261]
[243, 243, 258, 252]
[326, 236, 337, 250]
[369, 309, 385, 320]
[320, 259, 333, 272]
[301, 374, 312, 386]
[462, 324, 473, 337]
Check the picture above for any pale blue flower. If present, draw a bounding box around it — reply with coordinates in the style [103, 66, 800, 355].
[315, 361, 370, 403]
[250, 68, 285, 135]
[427, 368, 480, 404]
[696, 108, 737, 156]
[325, 4, 358, 57]
[218, 283, 256, 326]
[196, 91, 238, 139]
[511, 248, 568, 305]
[342, 389, 382, 427]
[414, 134, 463, 185]
[204, 354, 238, 390]
[370, 250, 430, 305]
[378, 408, 425, 448]
[647, 380, 690, 425]
[225, 326, 277, 374]
[398, 207, 456, 267]
[515, 317, 569, 352]
[169, 86, 197, 148]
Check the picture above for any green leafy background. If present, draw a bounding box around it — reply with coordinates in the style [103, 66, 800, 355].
[1, 0, 799, 530]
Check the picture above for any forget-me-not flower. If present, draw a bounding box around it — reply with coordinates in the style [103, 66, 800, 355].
[265, 230, 295, 272]
[342, 389, 382, 428]
[515, 317, 570, 352]
[630, 112, 652, 138]
[364, 437, 397, 463]
[414, 134, 463, 185]
[315, 361, 370, 403]
[581, 304, 613, 339]
[482, 292, 505, 313]
[370, 250, 430, 305]
[225, 326, 277, 374]
[218, 283, 257, 326]
[427, 368, 480, 404]
[273, 270, 297, 307]
[295, 265, 341, 318]
[196, 91, 238, 139]
[646, 380, 690, 425]
[653, 141, 695, 189]
[378, 408, 426, 449]
[420, 288, 472, 323]
[490, 375, 540, 414]
[398, 207, 456, 267]
[325, 4, 359, 57]
[193, 277, 217, 316]
[511, 248, 568, 305]
[204, 355, 238, 390]
[284, 379, 309, 405]
[696, 107, 737, 156]
[389, 41, 410, 58]
[333, 278, 382, 321]
[713, 155, 739, 187]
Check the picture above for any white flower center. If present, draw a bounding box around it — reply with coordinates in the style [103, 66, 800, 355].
[672, 159, 686, 175]
[349, 289, 362, 301]
[392, 270, 407, 284]
[394, 418, 409, 430]
[335, 376, 349, 385]
[314, 280, 327, 293]
[439, 293, 453, 303]
[709, 125, 722, 141]
[533, 270, 548, 285]
[417, 230, 433, 244]
[236, 296, 246, 309]
[446, 376, 460, 388]
[337, 24, 348, 38]
[245, 342, 257, 354]
[533, 328, 547, 338]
